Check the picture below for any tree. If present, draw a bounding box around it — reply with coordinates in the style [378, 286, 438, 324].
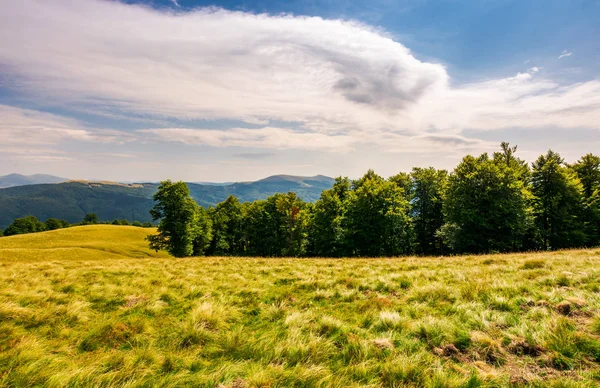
[571, 154, 600, 246]
[147, 180, 202, 258]
[241, 199, 283, 257]
[531, 150, 586, 250]
[442, 150, 530, 253]
[239, 193, 309, 257]
[571, 154, 600, 199]
[82, 213, 98, 225]
[309, 177, 350, 257]
[4, 216, 47, 236]
[411, 167, 448, 255]
[192, 204, 213, 256]
[389, 172, 412, 201]
[275, 192, 310, 257]
[46, 218, 69, 230]
[346, 171, 412, 256]
[209, 195, 243, 255]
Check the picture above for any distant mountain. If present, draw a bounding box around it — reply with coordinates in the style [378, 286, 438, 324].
[193, 181, 235, 186]
[0, 175, 334, 228]
[0, 173, 68, 188]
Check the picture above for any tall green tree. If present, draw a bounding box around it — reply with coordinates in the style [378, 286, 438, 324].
[571, 154, 600, 198]
[241, 199, 283, 257]
[147, 180, 201, 258]
[309, 177, 350, 257]
[276, 192, 310, 257]
[531, 151, 586, 249]
[192, 205, 213, 256]
[346, 171, 412, 256]
[240, 193, 309, 257]
[208, 195, 243, 255]
[571, 154, 600, 246]
[389, 172, 412, 201]
[411, 167, 448, 255]
[4, 216, 47, 236]
[442, 150, 530, 253]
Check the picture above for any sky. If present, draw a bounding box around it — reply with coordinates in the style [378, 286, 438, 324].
[0, 0, 599, 182]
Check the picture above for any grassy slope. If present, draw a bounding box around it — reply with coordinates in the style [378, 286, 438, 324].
[0, 227, 599, 387]
[0, 225, 169, 261]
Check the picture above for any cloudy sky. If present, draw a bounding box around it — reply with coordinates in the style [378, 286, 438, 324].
[1, 0, 599, 182]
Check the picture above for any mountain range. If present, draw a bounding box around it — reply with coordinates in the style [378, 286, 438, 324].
[0, 173, 68, 188]
[0, 174, 334, 228]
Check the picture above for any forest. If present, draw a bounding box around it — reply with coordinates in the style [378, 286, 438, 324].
[147, 143, 600, 258]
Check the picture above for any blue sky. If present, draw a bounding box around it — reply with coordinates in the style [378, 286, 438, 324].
[0, 0, 599, 181]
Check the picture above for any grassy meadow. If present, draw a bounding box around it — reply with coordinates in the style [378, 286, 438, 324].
[1, 226, 599, 387]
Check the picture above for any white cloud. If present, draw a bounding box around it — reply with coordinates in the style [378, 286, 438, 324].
[0, 105, 132, 145]
[139, 127, 358, 152]
[171, 0, 180, 7]
[558, 50, 572, 59]
[0, 0, 598, 163]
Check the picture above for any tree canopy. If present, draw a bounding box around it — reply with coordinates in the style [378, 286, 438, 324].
[138, 145, 600, 257]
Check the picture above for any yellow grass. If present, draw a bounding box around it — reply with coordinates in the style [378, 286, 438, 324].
[0, 225, 170, 261]
[1, 225, 599, 387]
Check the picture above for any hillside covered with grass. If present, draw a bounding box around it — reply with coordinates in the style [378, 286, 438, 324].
[0, 225, 169, 261]
[1, 226, 599, 387]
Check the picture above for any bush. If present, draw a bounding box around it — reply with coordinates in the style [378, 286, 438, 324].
[3, 216, 47, 236]
[45, 218, 69, 230]
[82, 213, 98, 225]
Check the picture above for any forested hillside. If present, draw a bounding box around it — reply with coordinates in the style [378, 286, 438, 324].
[0, 175, 334, 228]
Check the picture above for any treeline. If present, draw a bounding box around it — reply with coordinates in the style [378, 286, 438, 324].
[0, 213, 154, 237]
[148, 143, 600, 257]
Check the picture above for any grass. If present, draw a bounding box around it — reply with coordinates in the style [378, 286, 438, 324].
[0, 226, 599, 387]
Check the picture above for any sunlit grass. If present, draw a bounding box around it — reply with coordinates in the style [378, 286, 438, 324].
[1, 226, 599, 387]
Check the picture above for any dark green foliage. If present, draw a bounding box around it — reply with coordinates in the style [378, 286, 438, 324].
[571, 153, 600, 198]
[308, 177, 350, 257]
[111, 219, 130, 226]
[45, 218, 69, 230]
[208, 195, 244, 255]
[570, 154, 600, 247]
[411, 167, 447, 255]
[240, 193, 310, 257]
[192, 206, 213, 256]
[4, 216, 47, 236]
[82, 213, 98, 225]
[442, 145, 530, 253]
[345, 170, 412, 256]
[531, 151, 586, 250]
[147, 180, 212, 258]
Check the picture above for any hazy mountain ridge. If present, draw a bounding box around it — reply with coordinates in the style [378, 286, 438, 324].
[0, 175, 335, 228]
[0, 173, 68, 188]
